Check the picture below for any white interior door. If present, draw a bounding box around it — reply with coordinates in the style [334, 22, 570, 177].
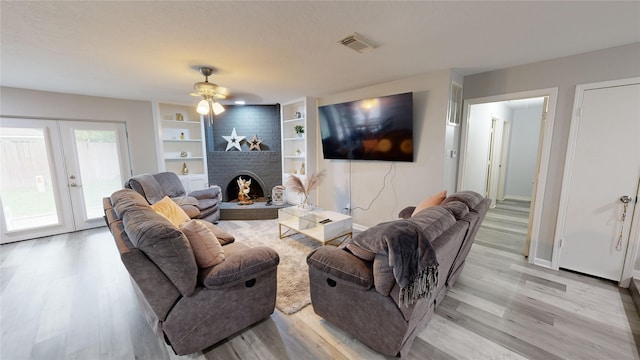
[558, 81, 640, 281]
[0, 119, 131, 242]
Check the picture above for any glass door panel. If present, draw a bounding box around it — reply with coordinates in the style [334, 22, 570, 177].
[59, 121, 131, 230]
[0, 118, 74, 242]
[73, 129, 124, 220]
[0, 128, 59, 230]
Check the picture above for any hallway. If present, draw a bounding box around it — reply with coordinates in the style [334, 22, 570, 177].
[475, 199, 530, 256]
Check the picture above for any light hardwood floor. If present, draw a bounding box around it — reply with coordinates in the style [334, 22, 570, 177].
[2, 220, 639, 359]
[475, 199, 530, 256]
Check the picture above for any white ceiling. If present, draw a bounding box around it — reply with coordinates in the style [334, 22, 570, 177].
[2, 1, 639, 106]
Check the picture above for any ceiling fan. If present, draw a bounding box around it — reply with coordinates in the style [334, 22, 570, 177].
[191, 66, 229, 116]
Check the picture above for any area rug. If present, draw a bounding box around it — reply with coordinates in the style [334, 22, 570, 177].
[216, 219, 323, 315]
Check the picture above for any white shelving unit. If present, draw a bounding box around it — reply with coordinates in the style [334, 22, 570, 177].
[280, 97, 316, 205]
[154, 102, 209, 192]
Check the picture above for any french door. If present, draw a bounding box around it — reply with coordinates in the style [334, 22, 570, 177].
[0, 118, 131, 243]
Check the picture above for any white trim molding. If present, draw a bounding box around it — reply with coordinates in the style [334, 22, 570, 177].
[459, 87, 558, 268]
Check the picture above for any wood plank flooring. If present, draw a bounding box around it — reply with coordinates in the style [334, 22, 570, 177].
[475, 199, 530, 256]
[2, 220, 639, 359]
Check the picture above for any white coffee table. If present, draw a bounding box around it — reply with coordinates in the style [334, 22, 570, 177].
[278, 206, 352, 246]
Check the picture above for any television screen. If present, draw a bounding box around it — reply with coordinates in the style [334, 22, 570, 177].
[318, 92, 414, 162]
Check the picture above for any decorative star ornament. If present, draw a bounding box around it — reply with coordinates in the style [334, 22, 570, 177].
[222, 128, 245, 151]
[248, 133, 263, 151]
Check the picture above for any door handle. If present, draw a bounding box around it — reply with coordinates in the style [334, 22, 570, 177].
[619, 195, 633, 204]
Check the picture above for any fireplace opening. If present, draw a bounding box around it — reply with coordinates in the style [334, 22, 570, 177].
[226, 174, 265, 203]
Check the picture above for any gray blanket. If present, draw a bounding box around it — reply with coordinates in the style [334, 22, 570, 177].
[351, 219, 438, 307]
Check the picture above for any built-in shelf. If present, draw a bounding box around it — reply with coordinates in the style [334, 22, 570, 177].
[155, 102, 209, 192]
[280, 97, 316, 205]
[163, 139, 202, 143]
[165, 157, 204, 161]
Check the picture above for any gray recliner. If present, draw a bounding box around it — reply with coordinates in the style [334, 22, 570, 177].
[103, 189, 279, 355]
[125, 172, 222, 223]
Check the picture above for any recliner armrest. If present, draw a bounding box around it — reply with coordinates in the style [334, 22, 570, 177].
[189, 185, 222, 200]
[307, 247, 373, 290]
[200, 246, 279, 289]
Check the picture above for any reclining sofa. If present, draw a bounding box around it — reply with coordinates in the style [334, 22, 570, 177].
[125, 171, 222, 223]
[103, 189, 279, 355]
[306, 191, 489, 357]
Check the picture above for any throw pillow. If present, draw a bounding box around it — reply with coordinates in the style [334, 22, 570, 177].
[150, 196, 190, 227]
[200, 221, 235, 245]
[411, 190, 447, 217]
[179, 220, 225, 268]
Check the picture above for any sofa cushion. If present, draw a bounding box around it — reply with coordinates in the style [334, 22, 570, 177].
[123, 207, 198, 296]
[441, 201, 469, 220]
[199, 221, 235, 245]
[307, 247, 373, 290]
[126, 174, 164, 204]
[201, 246, 279, 289]
[194, 198, 218, 211]
[373, 254, 396, 295]
[111, 189, 150, 218]
[179, 220, 225, 268]
[441, 190, 484, 209]
[151, 196, 191, 227]
[346, 243, 376, 261]
[154, 172, 187, 198]
[398, 206, 416, 219]
[411, 190, 447, 216]
[189, 186, 221, 200]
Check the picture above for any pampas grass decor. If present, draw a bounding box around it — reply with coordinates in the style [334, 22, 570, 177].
[286, 170, 326, 207]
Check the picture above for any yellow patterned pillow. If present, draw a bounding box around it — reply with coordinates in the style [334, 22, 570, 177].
[150, 196, 190, 227]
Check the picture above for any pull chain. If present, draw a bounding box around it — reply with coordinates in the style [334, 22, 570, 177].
[617, 201, 629, 251]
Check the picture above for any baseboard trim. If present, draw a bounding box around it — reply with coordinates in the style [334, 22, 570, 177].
[532, 258, 553, 269]
[634, 270, 640, 279]
[504, 195, 532, 202]
[352, 223, 368, 232]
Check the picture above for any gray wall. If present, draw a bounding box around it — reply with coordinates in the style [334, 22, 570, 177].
[462, 102, 511, 195]
[463, 42, 640, 263]
[505, 106, 542, 199]
[316, 70, 452, 228]
[0, 87, 157, 175]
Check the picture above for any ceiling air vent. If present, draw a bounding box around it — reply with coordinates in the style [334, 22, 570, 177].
[338, 33, 375, 53]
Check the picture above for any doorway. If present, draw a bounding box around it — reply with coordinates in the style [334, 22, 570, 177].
[458, 88, 557, 260]
[0, 118, 131, 243]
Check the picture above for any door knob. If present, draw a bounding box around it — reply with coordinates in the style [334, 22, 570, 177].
[619, 195, 633, 204]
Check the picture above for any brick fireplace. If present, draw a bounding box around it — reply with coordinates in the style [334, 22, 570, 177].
[205, 105, 282, 203]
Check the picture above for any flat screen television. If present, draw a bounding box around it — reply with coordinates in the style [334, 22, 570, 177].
[318, 92, 414, 162]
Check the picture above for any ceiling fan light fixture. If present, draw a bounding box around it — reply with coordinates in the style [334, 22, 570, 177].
[192, 66, 229, 116]
[197, 99, 210, 115]
[212, 101, 225, 115]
